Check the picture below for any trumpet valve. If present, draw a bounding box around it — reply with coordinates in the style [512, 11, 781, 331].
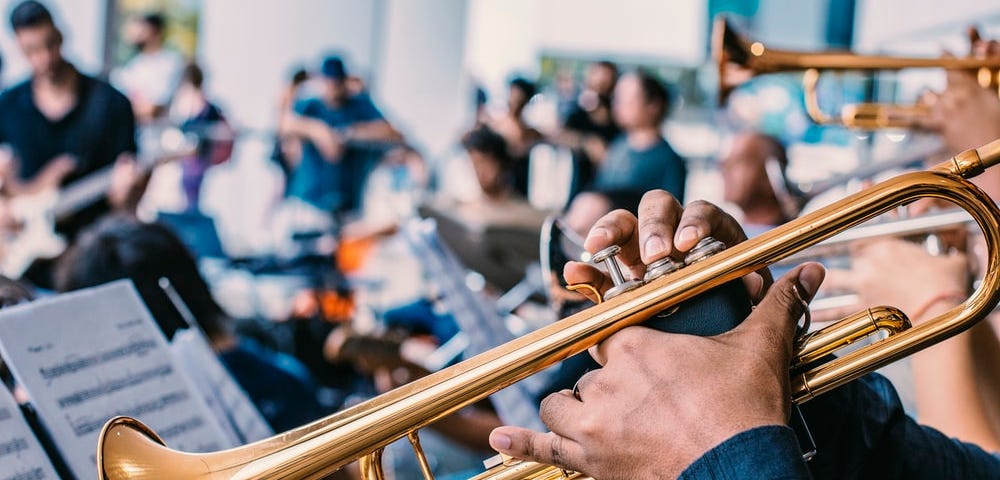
[591, 245, 643, 300]
[644, 257, 685, 282]
[684, 237, 727, 265]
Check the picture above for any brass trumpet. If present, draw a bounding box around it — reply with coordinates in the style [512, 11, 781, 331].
[713, 16, 1000, 129]
[98, 139, 1000, 480]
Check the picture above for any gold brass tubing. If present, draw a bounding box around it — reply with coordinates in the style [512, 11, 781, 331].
[96, 138, 1000, 480]
[777, 209, 975, 266]
[802, 69, 835, 125]
[359, 449, 384, 480]
[408, 431, 434, 480]
[469, 460, 588, 480]
[792, 307, 910, 368]
[716, 15, 1000, 128]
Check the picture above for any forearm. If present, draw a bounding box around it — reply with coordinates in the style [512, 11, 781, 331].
[281, 115, 342, 161]
[345, 121, 403, 144]
[912, 301, 1000, 452]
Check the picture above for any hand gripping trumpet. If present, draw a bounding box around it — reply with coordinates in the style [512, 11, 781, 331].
[98, 139, 1000, 479]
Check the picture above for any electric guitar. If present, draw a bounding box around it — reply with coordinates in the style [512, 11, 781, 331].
[0, 133, 198, 278]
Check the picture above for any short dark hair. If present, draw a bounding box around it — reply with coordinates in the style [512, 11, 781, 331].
[291, 67, 309, 86]
[182, 62, 203, 89]
[55, 216, 229, 342]
[632, 69, 671, 122]
[594, 60, 619, 80]
[461, 126, 512, 169]
[509, 77, 537, 100]
[140, 12, 165, 32]
[10, 1, 53, 31]
[757, 133, 788, 172]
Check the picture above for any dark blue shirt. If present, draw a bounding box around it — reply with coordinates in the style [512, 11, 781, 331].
[680, 373, 1000, 480]
[594, 137, 686, 201]
[0, 73, 136, 183]
[219, 338, 328, 432]
[286, 95, 384, 212]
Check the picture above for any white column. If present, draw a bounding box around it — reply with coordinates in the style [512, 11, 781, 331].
[373, 0, 470, 156]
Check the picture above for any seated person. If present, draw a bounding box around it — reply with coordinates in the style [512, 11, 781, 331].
[720, 131, 798, 236]
[553, 61, 622, 199]
[486, 192, 999, 479]
[167, 62, 234, 211]
[423, 126, 549, 291]
[54, 216, 329, 431]
[487, 77, 543, 197]
[593, 70, 686, 201]
[279, 56, 403, 215]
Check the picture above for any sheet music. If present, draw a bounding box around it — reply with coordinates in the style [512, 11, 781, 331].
[170, 329, 273, 444]
[0, 384, 59, 480]
[0, 281, 233, 479]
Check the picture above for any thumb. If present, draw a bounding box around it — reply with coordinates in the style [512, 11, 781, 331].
[488, 427, 585, 471]
[734, 263, 825, 354]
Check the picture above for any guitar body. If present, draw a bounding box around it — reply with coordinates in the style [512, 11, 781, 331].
[2, 189, 67, 278]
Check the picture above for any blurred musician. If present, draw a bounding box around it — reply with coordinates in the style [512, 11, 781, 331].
[55, 216, 329, 431]
[720, 131, 795, 236]
[488, 77, 543, 197]
[279, 55, 403, 215]
[595, 70, 686, 201]
[0, 1, 140, 285]
[818, 28, 1000, 455]
[112, 12, 184, 124]
[553, 61, 622, 198]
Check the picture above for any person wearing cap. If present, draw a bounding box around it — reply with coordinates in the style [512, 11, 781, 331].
[279, 56, 403, 214]
[112, 12, 185, 123]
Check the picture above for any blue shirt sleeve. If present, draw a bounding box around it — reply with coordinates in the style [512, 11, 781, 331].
[679, 426, 811, 480]
[350, 94, 385, 122]
[293, 98, 317, 117]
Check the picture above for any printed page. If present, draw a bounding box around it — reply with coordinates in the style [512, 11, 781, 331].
[0, 383, 60, 480]
[170, 328, 273, 444]
[0, 281, 232, 478]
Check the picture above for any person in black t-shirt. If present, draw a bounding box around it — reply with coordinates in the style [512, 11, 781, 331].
[0, 1, 140, 285]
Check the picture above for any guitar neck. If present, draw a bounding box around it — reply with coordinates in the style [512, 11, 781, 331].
[52, 165, 115, 221]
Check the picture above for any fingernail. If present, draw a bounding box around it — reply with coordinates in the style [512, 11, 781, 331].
[677, 226, 698, 248]
[644, 235, 666, 259]
[798, 264, 825, 298]
[491, 432, 512, 450]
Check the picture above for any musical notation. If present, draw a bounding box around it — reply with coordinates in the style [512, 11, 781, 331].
[39, 338, 157, 381]
[170, 329, 273, 445]
[0, 281, 233, 479]
[0, 385, 58, 480]
[2, 468, 47, 480]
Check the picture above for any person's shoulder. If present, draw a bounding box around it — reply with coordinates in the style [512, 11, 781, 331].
[87, 75, 134, 111]
[655, 136, 683, 159]
[0, 79, 31, 106]
[294, 97, 323, 115]
[346, 92, 379, 109]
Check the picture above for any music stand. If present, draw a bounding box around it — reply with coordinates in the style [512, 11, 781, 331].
[417, 203, 546, 292]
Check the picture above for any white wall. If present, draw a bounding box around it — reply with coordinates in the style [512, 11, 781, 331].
[374, 0, 469, 156]
[198, 0, 380, 130]
[0, 0, 105, 85]
[465, 0, 706, 101]
[855, 0, 1000, 51]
